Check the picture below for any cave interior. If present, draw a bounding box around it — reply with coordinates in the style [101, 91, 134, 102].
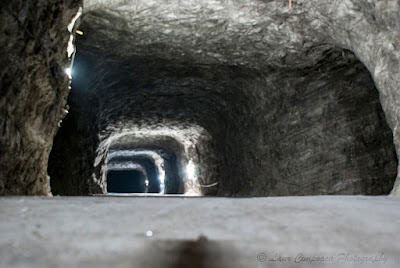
[1, 1, 400, 267]
[46, 0, 398, 197]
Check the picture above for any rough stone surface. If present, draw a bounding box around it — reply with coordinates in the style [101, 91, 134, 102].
[2, 0, 399, 196]
[0, 196, 400, 267]
[48, 0, 399, 196]
[0, 0, 83, 195]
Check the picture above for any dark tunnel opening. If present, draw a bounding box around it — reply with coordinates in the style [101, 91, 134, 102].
[107, 155, 161, 193]
[106, 169, 146, 193]
[106, 147, 185, 195]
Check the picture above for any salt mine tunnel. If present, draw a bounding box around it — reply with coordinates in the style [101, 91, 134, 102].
[1, 0, 400, 267]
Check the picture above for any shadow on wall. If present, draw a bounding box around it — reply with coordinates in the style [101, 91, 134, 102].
[132, 237, 240, 268]
[48, 90, 100, 196]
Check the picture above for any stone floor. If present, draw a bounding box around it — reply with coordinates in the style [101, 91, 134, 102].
[0, 196, 399, 267]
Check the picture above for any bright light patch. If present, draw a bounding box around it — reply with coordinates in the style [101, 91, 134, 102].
[66, 7, 81, 60]
[67, 35, 75, 58]
[146, 230, 153, 237]
[67, 7, 82, 33]
[158, 173, 165, 185]
[65, 68, 72, 77]
[187, 160, 196, 181]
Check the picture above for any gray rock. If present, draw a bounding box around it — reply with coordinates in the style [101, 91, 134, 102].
[2, 0, 400, 195]
[0, 196, 400, 267]
[0, 0, 83, 195]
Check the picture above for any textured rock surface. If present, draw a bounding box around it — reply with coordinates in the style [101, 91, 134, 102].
[2, 0, 399, 196]
[47, 0, 399, 196]
[0, 0, 83, 195]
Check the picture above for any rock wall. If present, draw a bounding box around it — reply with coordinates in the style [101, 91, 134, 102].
[221, 52, 397, 196]
[2, 0, 399, 196]
[0, 0, 82, 195]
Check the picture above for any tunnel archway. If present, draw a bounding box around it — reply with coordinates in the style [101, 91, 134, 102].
[107, 155, 161, 193]
[42, 0, 400, 197]
[107, 151, 165, 193]
[97, 135, 193, 195]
